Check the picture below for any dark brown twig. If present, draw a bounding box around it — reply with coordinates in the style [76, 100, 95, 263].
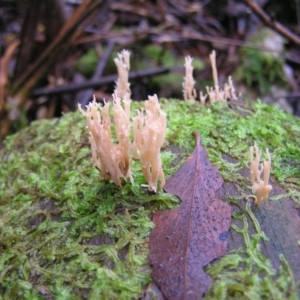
[242, 0, 300, 46]
[74, 23, 172, 45]
[168, 27, 285, 53]
[0, 40, 20, 112]
[32, 67, 170, 98]
[12, 0, 104, 96]
[110, 2, 161, 22]
[14, 0, 41, 79]
[75, 26, 283, 54]
[43, 0, 67, 44]
[76, 40, 115, 107]
[0, 0, 104, 142]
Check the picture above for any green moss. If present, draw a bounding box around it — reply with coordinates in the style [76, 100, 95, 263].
[75, 48, 99, 78]
[0, 99, 299, 299]
[205, 202, 298, 300]
[130, 45, 205, 96]
[162, 99, 300, 190]
[235, 28, 287, 93]
[141, 44, 204, 71]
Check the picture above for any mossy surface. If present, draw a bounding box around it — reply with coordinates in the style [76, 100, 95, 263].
[235, 28, 287, 93]
[0, 99, 299, 299]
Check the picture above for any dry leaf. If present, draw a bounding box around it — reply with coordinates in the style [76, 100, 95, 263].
[150, 132, 231, 299]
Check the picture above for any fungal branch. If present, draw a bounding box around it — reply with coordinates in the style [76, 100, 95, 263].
[78, 93, 132, 186]
[183, 50, 239, 104]
[182, 56, 197, 101]
[114, 49, 131, 99]
[132, 94, 166, 192]
[249, 143, 272, 205]
[79, 50, 166, 192]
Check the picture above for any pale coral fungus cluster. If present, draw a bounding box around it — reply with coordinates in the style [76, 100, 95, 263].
[78, 94, 132, 186]
[249, 143, 272, 205]
[183, 52, 272, 205]
[114, 49, 131, 99]
[183, 50, 239, 103]
[79, 48, 272, 202]
[78, 50, 166, 192]
[132, 95, 166, 192]
[182, 56, 197, 101]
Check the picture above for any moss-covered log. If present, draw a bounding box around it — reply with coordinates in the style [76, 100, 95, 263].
[0, 99, 299, 299]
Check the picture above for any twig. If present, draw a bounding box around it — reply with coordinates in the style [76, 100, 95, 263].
[76, 40, 115, 107]
[76, 25, 284, 54]
[297, 0, 300, 31]
[12, 0, 104, 96]
[0, 0, 104, 142]
[14, 0, 41, 79]
[32, 67, 170, 97]
[110, 3, 161, 22]
[74, 23, 172, 45]
[0, 40, 20, 112]
[242, 0, 300, 46]
[173, 28, 285, 53]
[43, 0, 67, 43]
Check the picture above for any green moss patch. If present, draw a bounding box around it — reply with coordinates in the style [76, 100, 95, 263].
[1, 99, 299, 299]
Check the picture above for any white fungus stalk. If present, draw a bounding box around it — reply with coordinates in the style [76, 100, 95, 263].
[132, 94, 166, 192]
[182, 56, 197, 101]
[114, 49, 131, 99]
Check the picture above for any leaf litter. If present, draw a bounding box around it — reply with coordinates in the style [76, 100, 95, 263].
[149, 132, 232, 299]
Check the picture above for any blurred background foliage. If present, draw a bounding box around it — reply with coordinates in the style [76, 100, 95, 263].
[0, 0, 300, 141]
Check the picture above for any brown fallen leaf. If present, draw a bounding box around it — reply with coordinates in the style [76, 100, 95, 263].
[149, 132, 232, 300]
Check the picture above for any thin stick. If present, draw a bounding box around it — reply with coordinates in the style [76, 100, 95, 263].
[32, 67, 170, 97]
[242, 0, 300, 46]
[12, 0, 104, 96]
[77, 40, 115, 107]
